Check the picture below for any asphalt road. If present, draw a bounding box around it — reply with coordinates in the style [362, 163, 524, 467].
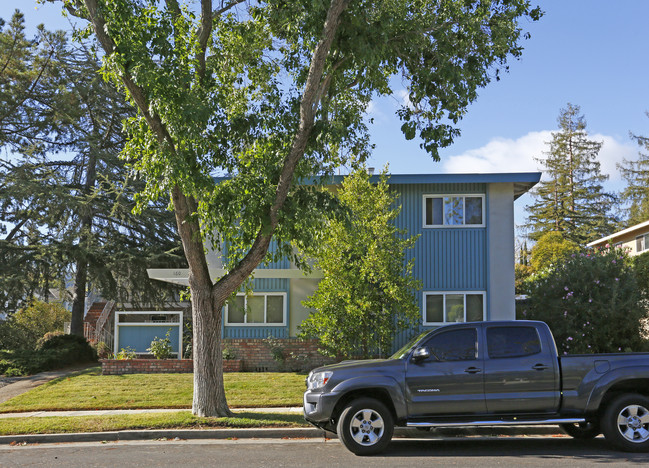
[1, 436, 649, 468]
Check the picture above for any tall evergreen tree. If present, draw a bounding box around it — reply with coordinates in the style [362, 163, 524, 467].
[0, 11, 184, 328]
[525, 104, 617, 245]
[618, 114, 649, 227]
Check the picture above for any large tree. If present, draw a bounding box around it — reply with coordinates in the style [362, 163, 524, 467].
[300, 168, 421, 359]
[618, 113, 649, 227]
[526, 104, 617, 245]
[0, 11, 184, 325]
[61, 0, 541, 416]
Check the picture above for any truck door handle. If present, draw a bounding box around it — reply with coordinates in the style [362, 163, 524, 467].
[464, 367, 482, 374]
[532, 364, 549, 371]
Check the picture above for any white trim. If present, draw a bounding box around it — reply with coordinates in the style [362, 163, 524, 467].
[225, 292, 287, 327]
[422, 291, 486, 326]
[422, 194, 486, 228]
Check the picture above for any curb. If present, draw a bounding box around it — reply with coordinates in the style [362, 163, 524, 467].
[0, 426, 565, 445]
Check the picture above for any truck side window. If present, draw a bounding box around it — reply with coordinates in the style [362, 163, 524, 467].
[423, 329, 477, 361]
[487, 327, 541, 359]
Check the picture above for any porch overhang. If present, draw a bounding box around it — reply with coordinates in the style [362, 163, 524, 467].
[147, 268, 324, 286]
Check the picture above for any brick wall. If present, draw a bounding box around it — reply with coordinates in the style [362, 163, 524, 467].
[101, 359, 193, 375]
[222, 338, 335, 372]
[100, 339, 335, 374]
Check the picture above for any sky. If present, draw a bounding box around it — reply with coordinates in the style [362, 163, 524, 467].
[3, 0, 649, 230]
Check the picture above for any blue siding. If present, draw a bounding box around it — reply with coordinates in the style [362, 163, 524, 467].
[392, 183, 487, 291]
[118, 325, 180, 354]
[223, 326, 288, 339]
[389, 182, 488, 350]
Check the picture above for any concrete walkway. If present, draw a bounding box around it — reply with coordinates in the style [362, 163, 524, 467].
[0, 364, 95, 405]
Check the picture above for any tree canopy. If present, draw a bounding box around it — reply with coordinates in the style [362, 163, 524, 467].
[300, 168, 421, 359]
[525, 104, 616, 245]
[618, 114, 649, 227]
[0, 10, 184, 325]
[63, 0, 542, 417]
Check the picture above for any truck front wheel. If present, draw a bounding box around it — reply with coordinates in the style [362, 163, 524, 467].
[602, 394, 649, 452]
[337, 397, 394, 456]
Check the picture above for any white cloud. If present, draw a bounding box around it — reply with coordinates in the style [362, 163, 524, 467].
[591, 133, 637, 181]
[442, 131, 552, 174]
[442, 131, 637, 181]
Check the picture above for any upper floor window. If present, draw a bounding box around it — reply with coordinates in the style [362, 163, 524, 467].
[423, 194, 485, 227]
[636, 234, 649, 253]
[423, 292, 485, 325]
[226, 293, 286, 326]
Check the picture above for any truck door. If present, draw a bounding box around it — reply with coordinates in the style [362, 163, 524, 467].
[483, 324, 560, 414]
[405, 326, 487, 417]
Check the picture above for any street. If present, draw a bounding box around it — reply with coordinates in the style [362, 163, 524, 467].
[1, 436, 648, 467]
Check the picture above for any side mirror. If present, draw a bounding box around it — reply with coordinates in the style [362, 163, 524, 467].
[412, 347, 430, 362]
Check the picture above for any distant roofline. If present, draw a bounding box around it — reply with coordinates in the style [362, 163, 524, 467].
[213, 172, 542, 199]
[587, 219, 649, 247]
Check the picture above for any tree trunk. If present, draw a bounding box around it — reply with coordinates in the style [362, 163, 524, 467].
[190, 281, 231, 416]
[69, 258, 87, 336]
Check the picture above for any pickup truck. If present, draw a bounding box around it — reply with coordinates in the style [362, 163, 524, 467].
[303, 320, 649, 455]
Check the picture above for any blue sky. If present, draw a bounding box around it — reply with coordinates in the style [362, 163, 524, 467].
[3, 0, 648, 229]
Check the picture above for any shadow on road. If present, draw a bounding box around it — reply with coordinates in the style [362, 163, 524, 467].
[380, 437, 649, 463]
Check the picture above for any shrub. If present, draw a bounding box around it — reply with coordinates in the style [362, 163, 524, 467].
[113, 347, 137, 360]
[531, 231, 580, 271]
[10, 300, 71, 349]
[147, 329, 174, 359]
[523, 245, 648, 354]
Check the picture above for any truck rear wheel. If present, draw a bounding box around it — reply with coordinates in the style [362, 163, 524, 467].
[560, 421, 600, 439]
[602, 394, 649, 452]
[336, 397, 394, 456]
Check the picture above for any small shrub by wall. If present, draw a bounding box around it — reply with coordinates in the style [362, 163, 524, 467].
[223, 338, 335, 372]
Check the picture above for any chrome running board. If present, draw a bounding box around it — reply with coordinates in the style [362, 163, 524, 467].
[407, 418, 585, 428]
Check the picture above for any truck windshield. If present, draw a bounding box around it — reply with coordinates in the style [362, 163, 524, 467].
[389, 330, 431, 360]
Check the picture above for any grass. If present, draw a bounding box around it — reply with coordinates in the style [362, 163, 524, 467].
[0, 366, 306, 413]
[0, 411, 309, 435]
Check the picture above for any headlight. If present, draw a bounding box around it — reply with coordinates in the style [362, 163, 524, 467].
[307, 371, 333, 390]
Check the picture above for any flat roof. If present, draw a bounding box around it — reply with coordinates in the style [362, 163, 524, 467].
[215, 172, 542, 200]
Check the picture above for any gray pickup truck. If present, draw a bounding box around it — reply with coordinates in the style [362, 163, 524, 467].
[303, 320, 649, 455]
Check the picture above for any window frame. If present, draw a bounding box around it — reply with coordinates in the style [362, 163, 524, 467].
[422, 194, 486, 228]
[422, 291, 486, 326]
[636, 234, 649, 253]
[225, 292, 287, 327]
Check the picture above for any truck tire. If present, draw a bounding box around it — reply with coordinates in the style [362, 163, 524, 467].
[601, 393, 649, 452]
[336, 397, 394, 455]
[560, 421, 600, 439]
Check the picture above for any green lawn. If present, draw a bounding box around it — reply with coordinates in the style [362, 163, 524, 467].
[0, 367, 306, 413]
[0, 411, 309, 435]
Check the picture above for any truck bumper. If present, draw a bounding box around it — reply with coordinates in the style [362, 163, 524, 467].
[303, 390, 340, 432]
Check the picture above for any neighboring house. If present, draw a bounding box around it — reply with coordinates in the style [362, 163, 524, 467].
[147, 172, 541, 370]
[587, 219, 649, 256]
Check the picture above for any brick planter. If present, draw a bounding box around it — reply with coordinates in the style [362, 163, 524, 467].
[101, 359, 193, 375]
[223, 359, 243, 372]
[100, 358, 246, 375]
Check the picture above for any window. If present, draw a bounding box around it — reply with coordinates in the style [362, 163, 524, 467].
[636, 234, 649, 253]
[423, 195, 484, 227]
[487, 326, 541, 359]
[424, 292, 485, 325]
[226, 293, 286, 326]
[423, 328, 477, 361]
